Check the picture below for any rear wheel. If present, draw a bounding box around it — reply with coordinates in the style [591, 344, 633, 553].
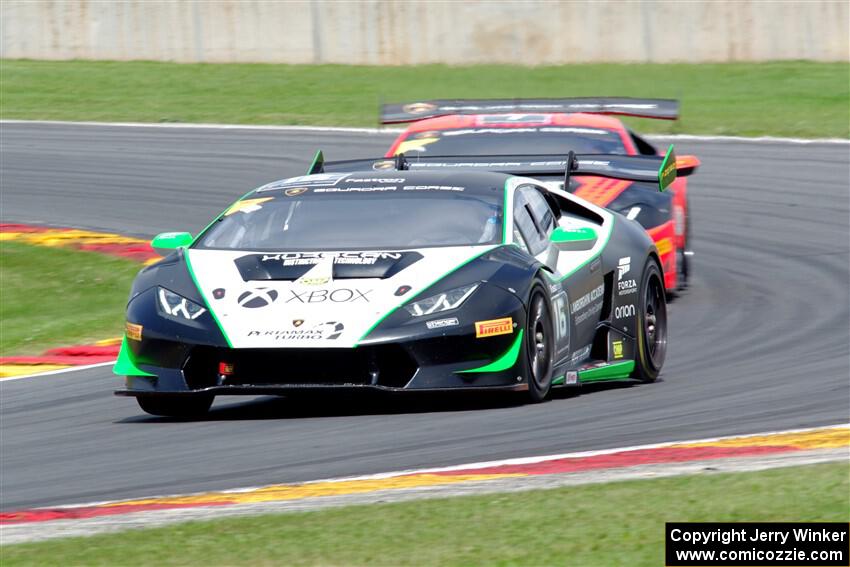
[137, 394, 214, 417]
[525, 282, 554, 403]
[632, 260, 667, 382]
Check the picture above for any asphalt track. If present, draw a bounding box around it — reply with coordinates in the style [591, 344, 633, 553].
[1, 123, 848, 511]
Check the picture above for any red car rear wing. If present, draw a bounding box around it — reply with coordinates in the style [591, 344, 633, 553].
[380, 98, 680, 124]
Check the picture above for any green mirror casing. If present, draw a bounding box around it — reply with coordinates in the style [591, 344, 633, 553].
[151, 232, 193, 250]
[550, 226, 598, 251]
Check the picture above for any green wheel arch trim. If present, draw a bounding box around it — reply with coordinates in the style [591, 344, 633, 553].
[356, 245, 501, 344]
[113, 336, 155, 377]
[578, 360, 635, 382]
[183, 249, 234, 348]
[456, 330, 524, 374]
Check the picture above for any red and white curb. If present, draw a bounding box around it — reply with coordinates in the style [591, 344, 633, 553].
[1, 424, 846, 544]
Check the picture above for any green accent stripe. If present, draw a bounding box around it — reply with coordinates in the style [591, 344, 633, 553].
[457, 330, 524, 374]
[356, 245, 500, 344]
[113, 336, 155, 377]
[578, 360, 635, 382]
[551, 374, 565, 385]
[184, 249, 233, 348]
[546, 215, 615, 283]
[501, 179, 510, 244]
[190, 188, 256, 246]
[308, 150, 323, 174]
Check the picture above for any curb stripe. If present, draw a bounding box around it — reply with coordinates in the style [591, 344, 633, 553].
[2, 425, 845, 526]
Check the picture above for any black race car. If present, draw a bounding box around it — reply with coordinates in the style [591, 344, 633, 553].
[115, 151, 678, 416]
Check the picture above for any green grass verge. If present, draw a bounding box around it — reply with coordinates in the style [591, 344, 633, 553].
[0, 242, 140, 356]
[2, 463, 847, 566]
[2, 60, 848, 138]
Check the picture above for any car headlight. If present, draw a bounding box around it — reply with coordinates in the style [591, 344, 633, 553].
[157, 287, 207, 320]
[404, 284, 478, 317]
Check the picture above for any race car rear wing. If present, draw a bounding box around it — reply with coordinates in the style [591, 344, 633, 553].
[380, 98, 679, 124]
[308, 146, 683, 192]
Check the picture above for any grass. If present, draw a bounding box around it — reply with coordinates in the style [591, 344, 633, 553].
[1, 60, 848, 138]
[2, 462, 847, 566]
[0, 242, 140, 356]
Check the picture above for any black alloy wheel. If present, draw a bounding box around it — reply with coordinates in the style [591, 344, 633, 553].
[526, 282, 554, 402]
[632, 260, 668, 382]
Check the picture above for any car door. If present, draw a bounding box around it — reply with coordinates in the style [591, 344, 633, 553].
[514, 184, 605, 365]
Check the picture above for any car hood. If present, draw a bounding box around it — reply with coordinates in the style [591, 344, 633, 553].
[186, 246, 495, 348]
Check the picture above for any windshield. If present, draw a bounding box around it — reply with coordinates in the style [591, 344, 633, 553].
[396, 127, 627, 156]
[195, 192, 503, 251]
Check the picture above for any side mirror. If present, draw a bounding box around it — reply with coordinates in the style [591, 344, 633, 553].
[550, 226, 598, 251]
[151, 232, 193, 251]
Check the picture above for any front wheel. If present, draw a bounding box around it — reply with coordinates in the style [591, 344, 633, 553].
[137, 394, 214, 417]
[525, 282, 554, 403]
[632, 260, 668, 382]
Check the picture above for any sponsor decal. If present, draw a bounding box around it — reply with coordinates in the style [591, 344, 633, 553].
[315, 186, 397, 193]
[395, 285, 412, 296]
[617, 279, 638, 296]
[402, 185, 464, 192]
[656, 237, 673, 256]
[247, 321, 344, 341]
[569, 345, 591, 364]
[284, 187, 309, 197]
[571, 284, 604, 313]
[426, 317, 459, 330]
[298, 277, 330, 286]
[612, 340, 624, 360]
[125, 322, 142, 341]
[237, 288, 279, 308]
[618, 257, 631, 280]
[614, 304, 636, 320]
[224, 197, 273, 216]
[285, 288, 371, 304]
[345, 178, 405, 183]
[292, 319, 304, 327]
[475, 317, 514, 338]
[403, 102, 437, 115]
[212, 288, 226, 299]
[260, 251, 403, 267]
[565, 371, 578, 385]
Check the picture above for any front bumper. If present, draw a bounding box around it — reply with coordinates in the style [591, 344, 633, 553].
[116, 291, 527, 396]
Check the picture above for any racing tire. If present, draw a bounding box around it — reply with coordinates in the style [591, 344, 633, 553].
[525, 280, 555, 403]
[137, 394, 214, 418]
[632, 259, 667, 383]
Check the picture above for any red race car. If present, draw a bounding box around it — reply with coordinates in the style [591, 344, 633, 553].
[382, 98, 700, 292]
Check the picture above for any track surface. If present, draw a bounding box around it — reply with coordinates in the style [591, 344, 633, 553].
[1, 123, 848, 510]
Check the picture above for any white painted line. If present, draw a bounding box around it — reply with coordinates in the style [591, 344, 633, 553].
[2, 119, 847, 144]
[25, 422, 849, 511]
[0, 361, 115, 382]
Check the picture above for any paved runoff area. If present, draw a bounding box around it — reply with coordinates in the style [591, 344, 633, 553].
[1, 425, 846, 544]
